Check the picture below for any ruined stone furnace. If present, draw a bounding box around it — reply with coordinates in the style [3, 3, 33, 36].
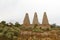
[23, 12, 50, 29]
[17, 12, 54, 40]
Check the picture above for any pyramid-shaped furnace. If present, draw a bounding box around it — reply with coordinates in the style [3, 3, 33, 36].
[32, 12, 39, 25]
[42, 12, 49, 25]
[23, 13, 30, 26]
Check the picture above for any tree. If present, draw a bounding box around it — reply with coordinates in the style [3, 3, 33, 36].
[1, 21, 6, 24]
[15, 22, 20, 27]
[3, 26, 20, 40]
[51, 24, 56, 28]
[0, 21, 6, 27]
[8, 22, 14, 27]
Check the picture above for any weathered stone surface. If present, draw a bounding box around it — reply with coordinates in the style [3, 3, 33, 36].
[17, 30, 60, 40]
[42, 12, 51, 29]
[23, 13, 30, 26]
[23, 12, 50, 28]
[32, 12, 39, 25]
[42, 12, 49, 25]
[17, 12, 59, 40]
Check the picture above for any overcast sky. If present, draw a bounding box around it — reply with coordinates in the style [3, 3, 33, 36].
[0, 0, 60, 25]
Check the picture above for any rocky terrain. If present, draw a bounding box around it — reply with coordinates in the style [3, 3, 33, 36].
[17, 27, 60, 40]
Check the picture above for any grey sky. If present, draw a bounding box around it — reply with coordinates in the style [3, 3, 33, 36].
[0, 0, 60, 25]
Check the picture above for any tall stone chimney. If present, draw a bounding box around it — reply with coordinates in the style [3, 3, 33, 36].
[42, 12, 49, 25]
[23, 13, 30, 26]
[32, 12, 39, 25]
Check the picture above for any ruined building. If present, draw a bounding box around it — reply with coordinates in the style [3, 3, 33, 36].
[23, 13, 30, 26]
[17, 12, 52, 40]
[32, 12, 39, 25]
[23, 12, 51, 29]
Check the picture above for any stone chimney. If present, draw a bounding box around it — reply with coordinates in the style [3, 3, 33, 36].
[32, 12, 39, 25]
[42, 12, 49, 25]
[23, 13, 30, 26]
